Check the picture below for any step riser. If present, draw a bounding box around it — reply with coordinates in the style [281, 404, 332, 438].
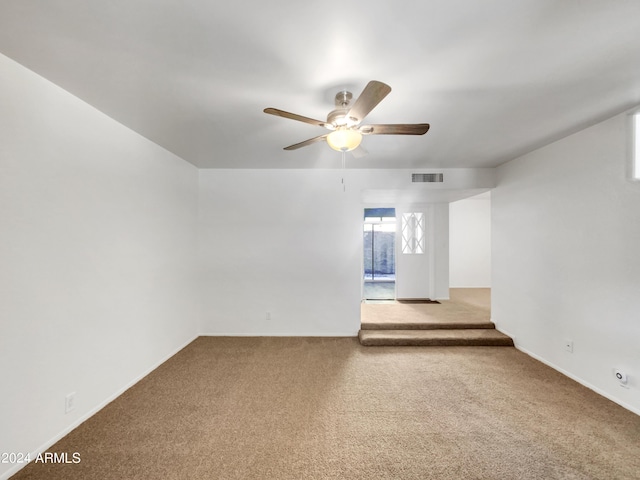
[361, 322, 495, 331]
[359, 338, 514, 347]
[358, 328, 514, 348]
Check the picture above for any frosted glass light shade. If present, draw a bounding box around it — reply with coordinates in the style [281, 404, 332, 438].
[327, 129, 362, 152]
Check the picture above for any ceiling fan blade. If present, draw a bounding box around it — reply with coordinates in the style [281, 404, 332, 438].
[358, 123, 430, 135]
[283, 134, 329, 150]
[351, 145, 368, 158]
[264, 108, 327, 128]
[347, 81, 392, 124]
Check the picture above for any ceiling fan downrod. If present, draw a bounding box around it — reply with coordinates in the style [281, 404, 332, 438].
[334, 90, 352, 107]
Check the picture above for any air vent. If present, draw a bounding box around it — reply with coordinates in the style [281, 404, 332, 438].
[412, 173, 444, 183]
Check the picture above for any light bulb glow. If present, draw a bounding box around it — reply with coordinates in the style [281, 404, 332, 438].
[327, 129, 362, 152]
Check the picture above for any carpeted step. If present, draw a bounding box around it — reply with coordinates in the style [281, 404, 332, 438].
[361, 320, 495, 330]
[358, 328, 514, 347]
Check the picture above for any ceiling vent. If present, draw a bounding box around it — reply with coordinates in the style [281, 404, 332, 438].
[412, 173, 444, 183]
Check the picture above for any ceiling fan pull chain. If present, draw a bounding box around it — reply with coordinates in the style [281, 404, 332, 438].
[342, 151, 346, 192]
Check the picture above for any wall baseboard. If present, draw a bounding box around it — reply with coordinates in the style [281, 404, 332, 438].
[1, 335, 199, 480]
[198, 332, 359, 337]
[449, 286, 491, 289]
[497, 326, 640, 417]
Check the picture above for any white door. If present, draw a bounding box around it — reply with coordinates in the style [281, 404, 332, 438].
[395, 206, 431, 299]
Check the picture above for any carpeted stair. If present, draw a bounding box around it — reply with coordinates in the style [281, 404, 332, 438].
[361, 318, 496, 330]
[359, 299, 514, 347]
[359, 328, 514, 346]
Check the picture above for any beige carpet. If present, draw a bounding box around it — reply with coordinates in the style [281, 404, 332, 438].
[449, 287, 492, 310]
[361, 288, 493, 329]
[359, 328, 514, 346]
[12, 337, 640, 479]
[360, 301, 493, 329]
[358, 287, 513, 346]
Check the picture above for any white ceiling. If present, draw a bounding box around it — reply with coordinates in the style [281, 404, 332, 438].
[1, 1, 640, 169]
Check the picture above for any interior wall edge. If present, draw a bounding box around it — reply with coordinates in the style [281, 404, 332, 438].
[0, 335, 199, 480]
[509, 337, 640, 417]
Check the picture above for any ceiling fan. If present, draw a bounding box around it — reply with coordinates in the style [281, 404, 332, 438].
[264, 80, 430, 154]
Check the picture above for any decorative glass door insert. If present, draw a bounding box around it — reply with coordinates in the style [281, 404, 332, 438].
[401, 212, 425, 254]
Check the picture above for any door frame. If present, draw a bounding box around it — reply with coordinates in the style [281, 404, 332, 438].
[362, 207, 397, 300]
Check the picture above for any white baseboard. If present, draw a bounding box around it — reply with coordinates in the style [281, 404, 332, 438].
[449, 286, 491, 289]
[0, 335, 199, 480]
[496, 326, 640, 417]
[198, 332, 359, 337]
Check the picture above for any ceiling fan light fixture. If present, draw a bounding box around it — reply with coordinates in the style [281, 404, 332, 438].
[327, 129, 362, 152]
[264, 81, 429, 153]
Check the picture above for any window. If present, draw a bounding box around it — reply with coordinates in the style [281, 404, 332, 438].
[363, 208, 396, 283]
[401, 212, 425, 254]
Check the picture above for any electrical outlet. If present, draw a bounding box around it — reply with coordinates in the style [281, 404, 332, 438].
[614, 369, 628, 386]
[564, 339, 573, 353]
[266, 312, 271, 321]
[65, 392, 76, 414]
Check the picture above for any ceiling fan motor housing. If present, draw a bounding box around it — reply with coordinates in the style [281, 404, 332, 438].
[327, 90, 357, 128]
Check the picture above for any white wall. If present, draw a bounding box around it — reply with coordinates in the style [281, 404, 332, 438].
[198, 169, 362, 335]
[0, 53, 199, 479]
[433, 203, 451, 299]
[198, 169, 492, 335]
[449, 193, 492, 287]
[492, 112, 640, 414]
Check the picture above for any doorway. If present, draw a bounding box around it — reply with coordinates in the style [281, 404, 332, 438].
[363, 208, 396, 300]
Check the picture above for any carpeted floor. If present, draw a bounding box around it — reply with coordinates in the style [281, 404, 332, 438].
[449, 288, 491, 310]
[12, 337, 640, 479]
[361, 288, 493, 329]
